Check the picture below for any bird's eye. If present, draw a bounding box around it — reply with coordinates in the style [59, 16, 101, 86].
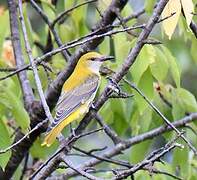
[89, 57, 95, 61]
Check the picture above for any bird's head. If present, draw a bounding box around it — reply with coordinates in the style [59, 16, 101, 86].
[77, 52, 114, 73]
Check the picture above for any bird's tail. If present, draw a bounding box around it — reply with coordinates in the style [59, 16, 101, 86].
[42, 116, 75, 147]
[42, 104, 88, 147]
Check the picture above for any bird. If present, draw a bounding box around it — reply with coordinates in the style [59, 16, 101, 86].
[42, 52, 113, 147]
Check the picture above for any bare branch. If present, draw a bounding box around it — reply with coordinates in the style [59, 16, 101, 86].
[18, 0, 54, 125]
[95, 114, 122, 144]
[61, 155, 102, 180]
[63, 112, 197, 178]
[30, 128, 104, 179]
[73, 146, 132, 168]
[29, 0, 70, 60]
[4, 1, 129, 177]
[0, 67, 17, 72]
[0, 119, 48, 154]
[51, 0, 98, 27]
[7, 0, 34, 109]
[123, 79, 197, 156]
[112, 140, 183, 179]
[0, 24, 144, 82]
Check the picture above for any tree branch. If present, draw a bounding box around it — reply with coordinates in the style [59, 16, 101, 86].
[7, 0, 34, 109]
[34, 0, 169, 178]
[62, 113, 197, 178]
[29, 0, 70, 60]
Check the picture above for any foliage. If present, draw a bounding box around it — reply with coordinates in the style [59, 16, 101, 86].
[0, 0, 196, 179]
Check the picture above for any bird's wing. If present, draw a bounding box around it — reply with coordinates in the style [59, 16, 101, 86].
[49, 74, 100, 130]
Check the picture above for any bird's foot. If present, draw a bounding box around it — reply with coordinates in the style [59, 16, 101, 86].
[90, 103, 97, 111]
[69, 123, 76, 137]
[107, 77, 121, 95]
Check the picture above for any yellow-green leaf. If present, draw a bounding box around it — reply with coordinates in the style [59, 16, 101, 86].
[0, 117, 11, 170]
[162, 0, 182, 39]
[145, 0, 155, 14]
[181, 0, 194, 27]
[97, 0, 112, 12]
[131, 45, 155, 85]
[150, 47, 169, 81]
[175, 88, 197, 112]
[161, 46, 181, 87]
[134, 67, 154, 115]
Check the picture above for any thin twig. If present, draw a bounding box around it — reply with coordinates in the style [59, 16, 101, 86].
[51, 0, 98, 27]
[30, 128, 104, 179]
[0, 67, 17, 72]
[0, 119, 48, 154]
[63, 113, 197, 178]
[29, 0, 70, 60]
[0, 24, 144, 82]
[18, 0, 54, 124]
[113, 137, 184, 179]
[157, 12, 176, 23]
[73, 146, 132, 168]
[123, 79, 197, 156]
[7, 0, 34, 108]
[150, 169, 183, 180]
[95, 114, 122, 144]
[61, 155, 102, 180]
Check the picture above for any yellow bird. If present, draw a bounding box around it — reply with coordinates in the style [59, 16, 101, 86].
[42, 52, 113, 147]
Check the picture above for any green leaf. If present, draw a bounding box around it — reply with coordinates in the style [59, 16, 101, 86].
[110, 99, 128, 135]
[150, 47, 169, 81]
[131, 45, 156, 85]
[139, 108, 153, 133]
[0, 117, 11, 170]
[59, 23, 76, 44]
[97, 0, 112, 12]
[173, 144, 189, 179]
[145, 0, 155, 14]
[155, 162, 174, 180]
[161, 46, 181, 87]
[191, 36, 197, 63]
[30, 137, 58, 159]
[113, 34, 131, 66]
[100, 101, 114, 124]
[134, 67, 154, 114]
[0, 78, 30, 131]
[172, 101, 185, 120]
[130, 109, 140, 136]
[135, 171, 153, 180]
[55, 0, 65, 14]
[70, 4, 88, 37]
[42, 2, 55, 20]
[130, 140, 151, 163]
[172, 88, 197, 120]
[6, 90, 30, 131]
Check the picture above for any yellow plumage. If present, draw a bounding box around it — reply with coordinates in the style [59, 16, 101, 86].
[42, 52, 113, 147]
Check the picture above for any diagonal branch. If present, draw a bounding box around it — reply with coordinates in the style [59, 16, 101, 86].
[4, 2, 129, 178]
[62, 112, 197, 178]
[61, 155, 102, 180]
[34, 0, 169, 178]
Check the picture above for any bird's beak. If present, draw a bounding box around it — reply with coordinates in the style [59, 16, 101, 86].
[96, 55, 114, 62]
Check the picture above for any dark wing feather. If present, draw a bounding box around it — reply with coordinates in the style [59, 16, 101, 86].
[48, 75, 100, 130]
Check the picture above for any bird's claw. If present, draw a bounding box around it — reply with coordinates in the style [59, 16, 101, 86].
[107, 77, 121, 95]
[69, 123, 76, 137]
[90, 103, 97, 111]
